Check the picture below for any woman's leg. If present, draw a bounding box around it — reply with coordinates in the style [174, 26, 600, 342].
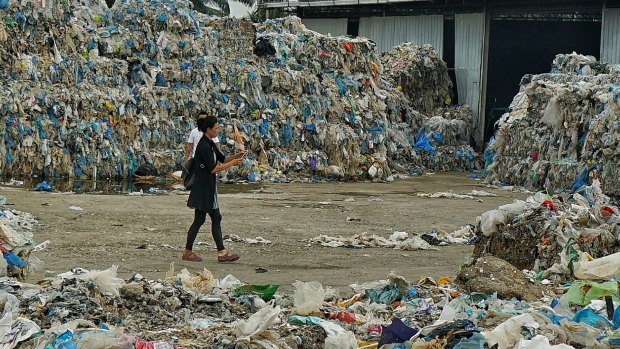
[208, 209, 225, 251]
[210, 210, 239, 262]
[185, 209, 207, 250]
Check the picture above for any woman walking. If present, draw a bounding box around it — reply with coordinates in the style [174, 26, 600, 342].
[183, 114, 246, 262]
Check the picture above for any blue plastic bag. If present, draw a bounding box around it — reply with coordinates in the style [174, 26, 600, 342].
[432, 131, 443, 144]
[378, 318, 418, 348]
[155, 73, 166, 87]
[4, 251, 27, 268]
[572, 167, 590, 192]
[453, 332, 486, 349]
[52, 330, 76, 349]
[0, 0, 8, 10]
[414, 128, 436, 153]
[482, 136, 495, 177]
[366, 284, 402, 305]
[572, 308, 613, 329]
[34, 181, 53, 192]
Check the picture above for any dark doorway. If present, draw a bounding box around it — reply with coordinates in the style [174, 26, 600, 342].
[484, 17, 601, 140]
[443, 16, 458, 105]
[347, 18, 360, 37]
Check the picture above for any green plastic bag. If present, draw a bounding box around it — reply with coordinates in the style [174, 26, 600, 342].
[231, 284, 279, 301]
[561, 281, 619, 306]
[365, 284, 402, 305]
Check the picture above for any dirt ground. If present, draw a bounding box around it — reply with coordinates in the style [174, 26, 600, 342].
[2, 172, 527, 293]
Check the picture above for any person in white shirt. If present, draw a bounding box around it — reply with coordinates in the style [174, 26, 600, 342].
[184, 111, 220, 164]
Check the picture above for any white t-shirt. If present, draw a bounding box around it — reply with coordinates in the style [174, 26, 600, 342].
[187, 128, 219, 158]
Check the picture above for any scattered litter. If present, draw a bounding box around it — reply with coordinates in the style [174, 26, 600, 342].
[418, 190, 495, 200]
[0, 198, 37, 278]
[306, 232, 436, 251]
[0, 179, 24, 187]
[468, 190, 498, 197]
[417, 191, 476, 200]
[32, 240, 51, 252]
[224, 234, 272, 245]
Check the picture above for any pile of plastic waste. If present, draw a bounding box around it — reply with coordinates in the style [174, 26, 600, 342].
[2, 192, 620, 347]
[415, 106, 479, 172]
[473, 179, 619, 282]
[0, 0, 479, 182]
[6, 261, 620, 348]
[0, 195, 37, 278]
[551, 52, 609, 75]
[484, 53, 620, 196]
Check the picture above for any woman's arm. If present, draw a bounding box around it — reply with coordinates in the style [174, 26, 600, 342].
[224, 151, 247, 163]
[211, 158, 243, 173]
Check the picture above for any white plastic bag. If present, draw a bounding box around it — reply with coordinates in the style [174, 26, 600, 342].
[325, 331, 359, 349]
[174, 268, 213, 296]
[0, 222, 30, 247]
[85, 265, 125, 297]
[480, 200, 528, 236]
[483, 314, 539, 349]
[0, 255, 8, 277]
[236, 302, 281, 343]
[574, 251, 620, 280]
[292, 281, 325, 315]
[517, 335, 574, 349]
[0, 292, 20, 317]
[0, 313, 40, 349]
[541, 97, 563, 130]
[480, 209, 507, 236]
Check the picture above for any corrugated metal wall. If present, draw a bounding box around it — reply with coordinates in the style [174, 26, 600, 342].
[358, 15, 444, 55]
[455, 13, 486, 145]
[302, 18, 348, 37]
[601, 8, 620, 64]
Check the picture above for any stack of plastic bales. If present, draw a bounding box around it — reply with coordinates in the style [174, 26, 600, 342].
[380, 43, 477, 172]
[551, 52, 609, 75]
[0, 0, 478, 182]
[485, 53, 620, 196]
[416, 106, 479, 171]
[381, 43, 453, 113]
